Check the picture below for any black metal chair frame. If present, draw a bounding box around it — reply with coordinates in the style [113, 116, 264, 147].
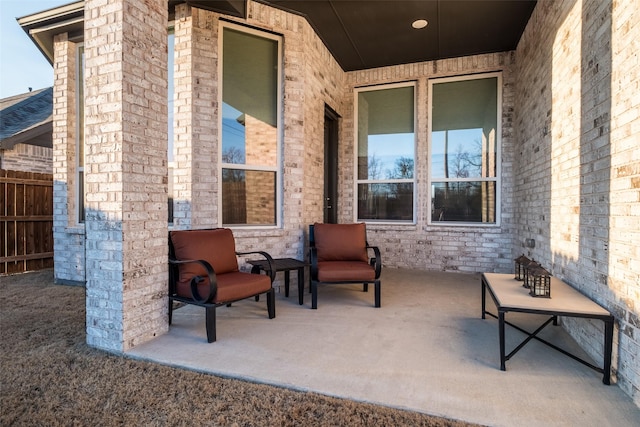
[308, 224, 382, 309]
[168, 230, 276, 343]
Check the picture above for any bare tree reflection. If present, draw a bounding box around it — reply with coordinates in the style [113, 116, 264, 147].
[433, 138, 485, 222]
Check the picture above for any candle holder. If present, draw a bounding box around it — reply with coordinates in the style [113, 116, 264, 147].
[523, 259, 541, 289]
[529, 266, 551, 298]
[514, 254, 530, 281]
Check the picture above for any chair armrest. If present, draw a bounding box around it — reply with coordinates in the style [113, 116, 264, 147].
[309, 247, 319, 280]
[367, 245, 382, 278]
[237, 250, 276, 283]
[168, 258, 217, 303]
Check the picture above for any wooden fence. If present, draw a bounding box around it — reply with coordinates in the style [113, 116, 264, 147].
[0, 170, 54, 275]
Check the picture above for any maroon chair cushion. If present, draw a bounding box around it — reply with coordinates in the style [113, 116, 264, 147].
[314, 223, 369, 263]
[170, 229, 239, 287]
[317, 261, 375, 282]
[176, 271, 272, 303]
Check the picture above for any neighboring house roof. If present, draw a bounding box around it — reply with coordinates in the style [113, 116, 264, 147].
[0, 87, 53, 150]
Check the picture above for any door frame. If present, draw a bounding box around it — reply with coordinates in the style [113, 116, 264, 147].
[324, 105, 340, 224]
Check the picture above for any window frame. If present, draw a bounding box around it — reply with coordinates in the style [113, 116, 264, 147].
[427, 72, 502, 227]
[167, 26, 175, 224]
[218, 21, 283, 229]
[76, 43, 85, 225]
[353, 81, 417, 224]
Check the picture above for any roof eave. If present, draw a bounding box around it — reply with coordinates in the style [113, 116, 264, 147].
[17, 1, 85, 65]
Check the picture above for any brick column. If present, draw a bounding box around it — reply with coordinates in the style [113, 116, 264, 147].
[84, 0, 168, 351]
[52, 33, 85, 284]
[172, 5, 218, 229]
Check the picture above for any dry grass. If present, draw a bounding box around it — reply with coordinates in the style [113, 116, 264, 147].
[0, 270, 480, 427]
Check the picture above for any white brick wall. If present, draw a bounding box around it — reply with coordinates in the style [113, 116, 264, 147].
[604, 0, 639, 405]
[514, 0, 639, 405]
[83, 0, 168, 351]
[52, 32, 85, 285]
[197, 3, 519, 276]
[343, 54, 517, 273]
[0, 144, 52, 173]
[170, 1, 345, 270]
[172, 5, 219, 229]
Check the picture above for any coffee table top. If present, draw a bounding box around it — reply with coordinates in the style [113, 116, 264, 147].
[483, 273, 611, 317]
[247, 257, 307, 271]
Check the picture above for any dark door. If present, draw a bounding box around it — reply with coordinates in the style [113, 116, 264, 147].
[324, 106, 339, 224]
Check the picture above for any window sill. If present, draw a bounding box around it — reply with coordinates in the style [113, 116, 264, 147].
[230, 227, 286, 239]
[425, 223, 502, 232]
[365, 223, 418, 232]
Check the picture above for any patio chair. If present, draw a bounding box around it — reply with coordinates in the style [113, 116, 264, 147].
[168, 228, 276, 342]
[308, 222, 382, 309]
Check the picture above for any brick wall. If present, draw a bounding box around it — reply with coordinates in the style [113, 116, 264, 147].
[608, 0, 640, 402]
[514, 0, 639, 405]
[343, 55, 517, 273]
[83, 0, 168, 351]
[299, 19, 347, 225]
[172, 5, 218, 229]
[170, 1, 345, 269]
[52, 32, 85, 285]
[0, 144, 52, 173]
[160, 4, 519, 281]
[235, 0, 345, 261]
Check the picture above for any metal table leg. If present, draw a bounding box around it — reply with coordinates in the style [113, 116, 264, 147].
[499, 310, 506, 371]
[297, 266, 304, 305]
[603, 317, 614, 385]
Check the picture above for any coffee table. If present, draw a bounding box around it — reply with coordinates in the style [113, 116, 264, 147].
[481, 272, 614, 384]
[248, 258, 308, 305]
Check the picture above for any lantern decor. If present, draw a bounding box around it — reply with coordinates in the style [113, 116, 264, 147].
[514, 254, 530, 281]
[522, 259, 541, 289]
[528, 266, 551, 298]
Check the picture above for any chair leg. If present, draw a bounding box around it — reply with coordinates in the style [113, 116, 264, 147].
[311, 281, 318, 309]
[205, 306, 217, 343]
[363, 283, 369, 292]
[374, 280, 381, 308]
[168, 298, 173, 325]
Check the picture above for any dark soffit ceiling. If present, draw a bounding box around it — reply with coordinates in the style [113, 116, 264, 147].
[186, 0, 537, 72]
[21, 1, 536, 72]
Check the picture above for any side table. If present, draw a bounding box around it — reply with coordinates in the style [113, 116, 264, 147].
[248, 258, 308, 305]
[481, 272, 614, 384]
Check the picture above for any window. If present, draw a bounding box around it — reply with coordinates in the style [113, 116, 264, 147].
[355, 83, 416, 222]
[76, 45, 85, 224]
[428, 73, 500, 225]
[220, 24, 281, 226]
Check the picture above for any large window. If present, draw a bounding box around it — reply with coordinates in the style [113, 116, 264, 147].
[220, 24, 281, 226]
[429, 73, 500, 225]
[355, 83, 416, 222]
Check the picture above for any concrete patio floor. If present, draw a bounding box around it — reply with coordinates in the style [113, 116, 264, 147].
[128, 268, 640, 427]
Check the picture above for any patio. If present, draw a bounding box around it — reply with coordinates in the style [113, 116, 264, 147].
[128, 268, 640, 427]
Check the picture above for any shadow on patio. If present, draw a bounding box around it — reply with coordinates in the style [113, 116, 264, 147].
[128, 268, 640, 427]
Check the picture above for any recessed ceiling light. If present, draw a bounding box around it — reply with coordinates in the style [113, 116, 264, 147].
[412, 19, 428, 29]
